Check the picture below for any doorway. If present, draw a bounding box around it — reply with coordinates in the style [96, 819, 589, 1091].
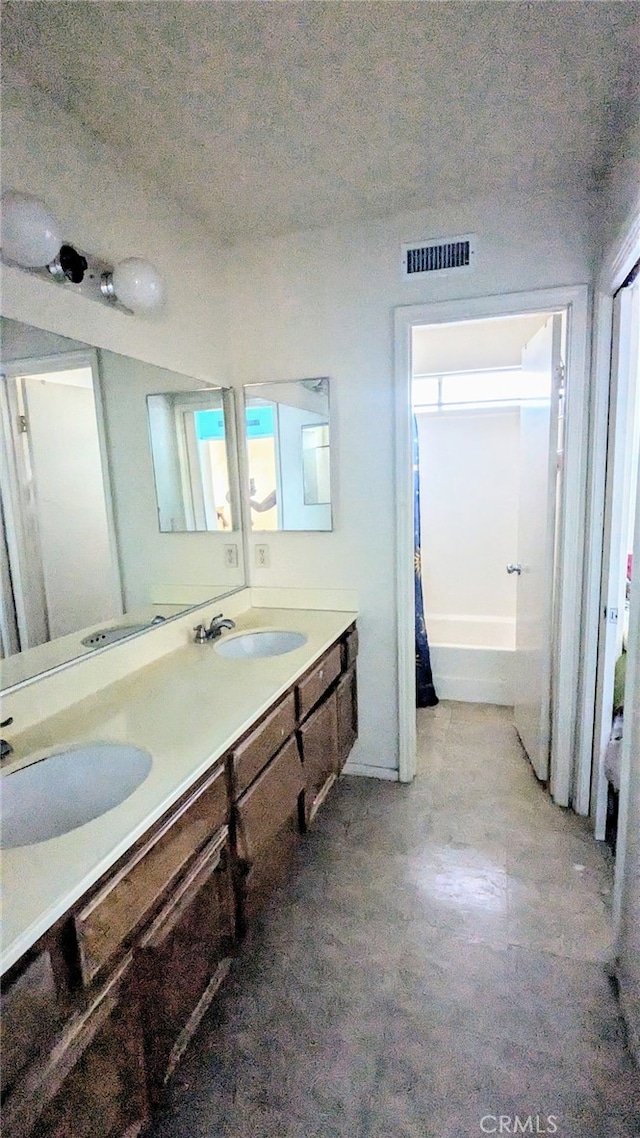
[394, 286, 590, 804]
[412, 311, 565, 784]
[0, 351, 122, 654]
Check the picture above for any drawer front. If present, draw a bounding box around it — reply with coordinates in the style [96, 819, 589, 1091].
[296, 644, 342, 721]
[235, 736, 304, 864]
[1, 948, 62, 1098]
[343, 627, 359, 671]
[74, 766, 228, 986]
[231, 692, 297, 799]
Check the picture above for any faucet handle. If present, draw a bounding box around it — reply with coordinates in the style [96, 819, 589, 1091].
[193, 624, 208, 644]
[207, 613, 223, 629]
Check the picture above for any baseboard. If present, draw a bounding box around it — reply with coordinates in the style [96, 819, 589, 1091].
[342, 762, 399, 781]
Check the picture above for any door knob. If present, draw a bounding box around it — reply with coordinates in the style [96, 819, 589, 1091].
[506, 563, 522, 575]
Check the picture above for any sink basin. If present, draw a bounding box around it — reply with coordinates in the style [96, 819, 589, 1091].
[1, 743, 152, 848]
[215, 630, 307, 659]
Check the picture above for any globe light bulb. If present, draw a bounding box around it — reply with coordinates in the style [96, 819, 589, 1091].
[1, 192, 61, 267]
[111, 257, 164, 312]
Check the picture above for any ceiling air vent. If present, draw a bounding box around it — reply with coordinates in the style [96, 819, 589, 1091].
[401, 234, 476, 279]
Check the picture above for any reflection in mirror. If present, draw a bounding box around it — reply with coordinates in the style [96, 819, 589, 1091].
[147, 389, 239, 533]
[244, 377, 332, 531]
[0, 317, 246, 690]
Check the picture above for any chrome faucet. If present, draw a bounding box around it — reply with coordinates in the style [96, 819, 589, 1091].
[193, 614, 236, 643]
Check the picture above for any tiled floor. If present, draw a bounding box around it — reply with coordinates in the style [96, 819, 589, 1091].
[151, 702, 640, 1138]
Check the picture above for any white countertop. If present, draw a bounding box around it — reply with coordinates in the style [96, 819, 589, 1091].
[0, 606, 357, 974]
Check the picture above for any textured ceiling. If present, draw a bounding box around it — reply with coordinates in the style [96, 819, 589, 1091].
[2, 1, 639, 244]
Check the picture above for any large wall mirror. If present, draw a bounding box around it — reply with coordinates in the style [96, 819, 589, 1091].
[243, 377, 333, 531]
[0, 317, 246, 689]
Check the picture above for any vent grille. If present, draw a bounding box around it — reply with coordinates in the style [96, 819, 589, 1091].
[402, 234, 476, 279]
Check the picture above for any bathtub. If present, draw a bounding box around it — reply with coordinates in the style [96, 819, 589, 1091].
[426, 615, 515, 705]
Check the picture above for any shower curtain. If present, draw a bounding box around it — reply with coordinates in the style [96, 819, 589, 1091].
[413, 416, 438, 707]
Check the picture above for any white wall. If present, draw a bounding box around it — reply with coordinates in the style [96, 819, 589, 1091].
[223, 193, 593, 773]
[99, 353, 244, 608]
[416, 408, 519, 632]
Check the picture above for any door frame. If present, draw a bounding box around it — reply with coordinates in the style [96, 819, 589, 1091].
[394, 285, 590, 806]
[1, 349, 122, 649]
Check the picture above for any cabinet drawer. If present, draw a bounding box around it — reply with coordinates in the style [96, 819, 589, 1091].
[343, 627, 359, 671]
[74, 766, 228, 986]
[296, 644, 342, 721]
[1, 947, 62, 1098]
[231, 692, 296, 798]
[235, 736, 304, 864]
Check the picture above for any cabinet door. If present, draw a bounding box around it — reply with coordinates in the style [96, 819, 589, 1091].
[336, 666, 358, 770]
[1, 947, 63, 1100]
[2, 958, 148, 1138]
[298, 690, 340, 824]
[135, 831, 235, 1104]
[235, 736, 304, 925]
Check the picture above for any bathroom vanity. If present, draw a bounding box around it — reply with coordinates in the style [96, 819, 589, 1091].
[0, 609, 358, 1137]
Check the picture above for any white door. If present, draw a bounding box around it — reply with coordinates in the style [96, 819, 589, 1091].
[513, 314, 563, 782]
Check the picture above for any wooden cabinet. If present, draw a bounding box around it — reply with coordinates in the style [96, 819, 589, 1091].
[135, 830, 235, 1104]
[2, 957, 148, 1138]
[1, 621, 359, 1137]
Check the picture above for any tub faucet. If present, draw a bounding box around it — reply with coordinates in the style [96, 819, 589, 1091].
[193, 614, 236, 643]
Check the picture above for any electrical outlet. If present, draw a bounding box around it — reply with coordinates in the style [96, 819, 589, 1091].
[255, 544, 270, 568]
[224, 544, 238, 568]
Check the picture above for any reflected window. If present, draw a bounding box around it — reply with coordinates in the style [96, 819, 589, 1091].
[412, 367, 551, 411]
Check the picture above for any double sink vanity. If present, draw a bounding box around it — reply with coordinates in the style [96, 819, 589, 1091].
[0, 598, 359, 1137]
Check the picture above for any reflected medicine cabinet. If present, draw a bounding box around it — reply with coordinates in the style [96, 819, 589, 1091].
[243, 377, 333, 532]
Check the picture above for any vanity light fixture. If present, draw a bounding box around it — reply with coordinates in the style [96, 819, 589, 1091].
[1, 191, 62, 267]
[0, 191, 165, 315]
